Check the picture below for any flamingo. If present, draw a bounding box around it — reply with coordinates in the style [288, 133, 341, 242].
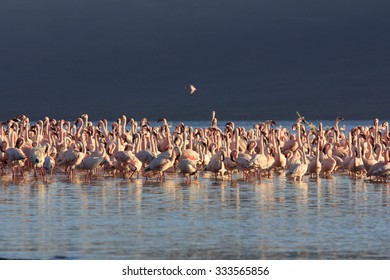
[57, 140, 86, 179]
[308, 137, 322, 179]
[287, 146, 308, 181]
[248, 132, 272, 179]
[28, 142, 47, 179]
[136, 134, 157, 165]
[180, 127, 200, 161]
[362, 139, 378, 171]
[222, 133, 236, 179]
[43, 144, 56, 180]
[157, 120, 171, 153]
[144, 146, 180, 180]
[185, 84, 197, 96]
[348, 135, 366, 178]
[204, 150, 226, 179]
[198, 140, 211, 167]
[367, 148, 390, 181]
[321, 143, 337, 177]
[229, 128, 251, 178]
[77, 155, 105, 181]
[286, 150, 301, 171]
[2, 113, 390, 186]
[0, 138, 27, 179]
[341, 132, 354, 170]
[178, 158, 198, 181]
[126, 143, 143, 179]
[271, 134, 286, 170]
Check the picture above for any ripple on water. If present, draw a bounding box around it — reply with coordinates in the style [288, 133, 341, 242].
[1, 171, 390, 259]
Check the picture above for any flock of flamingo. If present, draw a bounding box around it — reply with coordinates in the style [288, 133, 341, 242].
[0, 112, 390, 183]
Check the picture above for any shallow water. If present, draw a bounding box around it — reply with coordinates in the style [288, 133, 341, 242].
[1, 119, 390, 260]
[1, 171, 390, 260]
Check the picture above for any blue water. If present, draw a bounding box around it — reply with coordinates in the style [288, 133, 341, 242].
[0, 120, 390, 259]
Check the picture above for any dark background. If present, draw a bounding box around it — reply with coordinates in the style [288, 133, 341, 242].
[1, 0, 390, 121]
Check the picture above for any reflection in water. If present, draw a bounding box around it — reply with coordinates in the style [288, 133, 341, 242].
[295, 181, 309, 206]
[1, 172, 390, 259]
[386, 185, 390, 207]
[316, 178, 322, 213]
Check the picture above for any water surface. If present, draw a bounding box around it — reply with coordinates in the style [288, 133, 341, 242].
[1, 171, 390, 260]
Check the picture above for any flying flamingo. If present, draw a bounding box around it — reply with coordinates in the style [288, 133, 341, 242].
[185, 84, 197, 96]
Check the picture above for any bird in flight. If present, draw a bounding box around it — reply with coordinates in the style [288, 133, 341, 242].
[185, 84, 197, 96]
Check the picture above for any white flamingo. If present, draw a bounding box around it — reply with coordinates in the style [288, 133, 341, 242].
[144, 146, 180, 180]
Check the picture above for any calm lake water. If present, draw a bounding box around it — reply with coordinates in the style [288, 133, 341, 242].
[1, 120, 390, 260]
